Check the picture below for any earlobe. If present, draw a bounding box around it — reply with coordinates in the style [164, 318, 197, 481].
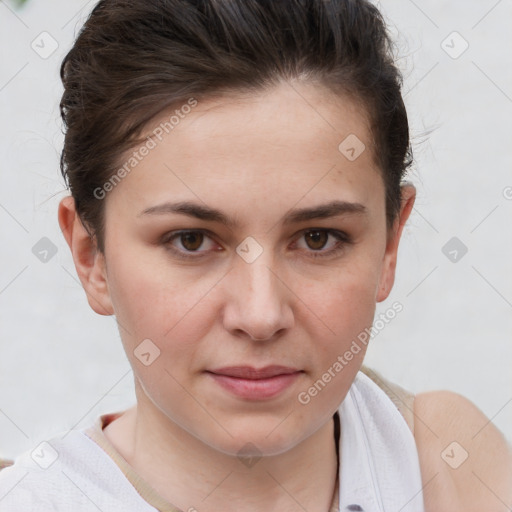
[376, 183, 416, 303]
[58, 196, 114, 316]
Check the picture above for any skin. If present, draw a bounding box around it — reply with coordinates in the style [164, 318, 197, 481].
[58, 80, 512, 511]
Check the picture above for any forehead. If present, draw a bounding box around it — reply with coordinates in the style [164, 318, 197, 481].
[151, 81, 373, 166]
[105, 81, 382, 224]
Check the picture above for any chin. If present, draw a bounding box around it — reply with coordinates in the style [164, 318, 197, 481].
[211, 435, 300, 459]
[194, 417, 314, 458]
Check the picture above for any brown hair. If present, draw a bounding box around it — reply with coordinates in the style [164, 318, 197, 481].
[60, 0, 412, 254]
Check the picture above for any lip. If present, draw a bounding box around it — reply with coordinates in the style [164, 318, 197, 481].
[206, 366, 302, 400]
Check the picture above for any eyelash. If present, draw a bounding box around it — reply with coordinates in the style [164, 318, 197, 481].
[161, 229, 352, 260]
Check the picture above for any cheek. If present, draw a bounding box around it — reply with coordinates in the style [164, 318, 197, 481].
[291, 255, 380, 405]
[300, 258, 380, 339]
[293, 271, 378, 412]
[105, 248, 213, 359]
[106, 240, 188, 320]
[309, 281, 375, 376]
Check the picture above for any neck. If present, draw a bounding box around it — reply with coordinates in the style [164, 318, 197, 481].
[106, 399, 339, 512]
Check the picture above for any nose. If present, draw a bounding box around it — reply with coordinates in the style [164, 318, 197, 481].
[222, 254, 294, 342]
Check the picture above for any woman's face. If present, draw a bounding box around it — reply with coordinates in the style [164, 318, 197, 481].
[90, 81, 408, 456]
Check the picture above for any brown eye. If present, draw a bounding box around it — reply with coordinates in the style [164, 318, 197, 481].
[304, 230, 329, 250]
[294, 229, 352, 259]
[162, 230, 218, 259]
[180, 231, 204, 251]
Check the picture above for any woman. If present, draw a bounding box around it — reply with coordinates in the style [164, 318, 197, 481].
[1, 0, 511, 510]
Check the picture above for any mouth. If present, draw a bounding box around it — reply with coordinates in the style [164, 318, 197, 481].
[206, 366, 303, 400]
[208, 365, 301, 379]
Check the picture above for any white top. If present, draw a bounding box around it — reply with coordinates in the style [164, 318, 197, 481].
[0, 370, 425, 511]
[338, 371, 425, 511]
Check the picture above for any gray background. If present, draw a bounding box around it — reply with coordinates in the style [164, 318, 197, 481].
[1, 0, 511, 459]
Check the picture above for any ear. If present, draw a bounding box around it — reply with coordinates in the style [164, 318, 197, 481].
[376, 183, 416, 303]
[58, 196, 114, 316]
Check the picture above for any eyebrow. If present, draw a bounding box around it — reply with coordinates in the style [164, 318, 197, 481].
[138, 200, 367, 229]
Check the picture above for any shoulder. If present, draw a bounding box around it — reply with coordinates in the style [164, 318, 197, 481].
[413, 390, 512, 512]
[0, 429, 153, 510]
